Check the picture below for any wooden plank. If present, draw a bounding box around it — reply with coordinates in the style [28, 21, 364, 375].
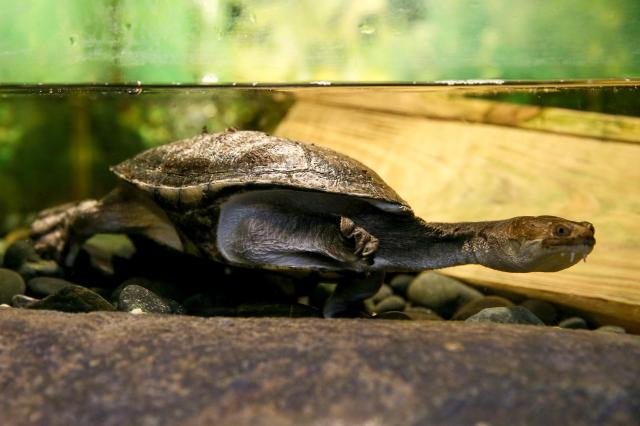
[293, 91, 640, 145]
[275, 98, 640, 331]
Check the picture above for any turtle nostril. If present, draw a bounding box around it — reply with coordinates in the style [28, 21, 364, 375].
[581, 221, 595, 234]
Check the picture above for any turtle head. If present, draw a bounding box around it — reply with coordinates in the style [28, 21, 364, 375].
[478, 216, 596, 272]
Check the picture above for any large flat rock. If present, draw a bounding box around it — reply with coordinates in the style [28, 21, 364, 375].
[0, 309, 638, 425]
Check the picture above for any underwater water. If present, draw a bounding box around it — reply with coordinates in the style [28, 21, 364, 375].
[0, 80, 638, 220]
[0, 80, 638, 328]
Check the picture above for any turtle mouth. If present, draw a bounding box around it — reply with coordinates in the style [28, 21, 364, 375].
[533, 242, 595, 271]
[555, 242, 594, 262]
[542, 235, 596, 248]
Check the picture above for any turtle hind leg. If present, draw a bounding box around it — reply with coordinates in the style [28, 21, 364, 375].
[30, 186, 182, 266]
[323, 271, 384, 318]
[30, 200, 101, 265]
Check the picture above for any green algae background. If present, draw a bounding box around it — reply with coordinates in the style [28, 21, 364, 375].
[1, 0, 639, 83]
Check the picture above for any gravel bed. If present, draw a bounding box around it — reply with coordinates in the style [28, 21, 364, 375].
[0, 233, 627, 333]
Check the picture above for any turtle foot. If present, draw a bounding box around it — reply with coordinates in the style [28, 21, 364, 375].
[339, 217, 379, 258]
[30, 200, 98, 265]
[323, 271, 384, 318]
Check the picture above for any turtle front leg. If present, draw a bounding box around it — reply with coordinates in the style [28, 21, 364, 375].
[323, 271, 384, 318]
[340, 217, 379, 258]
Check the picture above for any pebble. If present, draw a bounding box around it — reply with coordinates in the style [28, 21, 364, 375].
[183, 293, 215, 315]
[389, 274, 413, 297]
[17, 260, 62, 281]
[520, 299, 558, 325]
[465, 306, 544, 326]
[407, 272, 483, 318]
[28, 277, 76, 297]
[0, 268, 26, 304]
[558, 317, 588, 329]
[309, 283, 336, 309]
[2, 240, 62, 280]
[452, 296, 514, 320]
[82, 234, 136, 276]
[84, 234, 136, 260]
[3, 240, 40, 270]
[118, 285, 178, 314]
[112, 277, 184, 303]
[404, 307, 443, 321]
[11, 294, 38, 308]
[373, 295, 406, 313]
[595, 325, 626, 334]
[28, 286, 115, 313]
[371, 284, 393, 304]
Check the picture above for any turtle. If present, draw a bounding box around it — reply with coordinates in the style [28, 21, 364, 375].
[30, 129, 596, 317]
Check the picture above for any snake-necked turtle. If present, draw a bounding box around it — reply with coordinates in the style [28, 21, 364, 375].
[30, 129, 595, 317]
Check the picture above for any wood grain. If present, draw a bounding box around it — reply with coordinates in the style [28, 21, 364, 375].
[275, 95, 640, 331]
[293, 91, 640, 144]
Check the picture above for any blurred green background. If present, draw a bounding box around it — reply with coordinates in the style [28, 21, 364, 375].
[1, 0, 639, 83]
[1, 0, 639, 235]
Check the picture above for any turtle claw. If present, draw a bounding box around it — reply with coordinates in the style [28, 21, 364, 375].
[339, 217, 379, 259]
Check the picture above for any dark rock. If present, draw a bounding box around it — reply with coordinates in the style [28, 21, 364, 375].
[520, 299, 558, 325]
[374, 311, 411, 320]
[28, 286, 115, 313]
[261, 272, 299, 299]
[4, 240, 63, 280]
[452, 295, 514, 320]
[407, 272, 482, 317]
[0, 268, 26, 304]
[183, 293, 215, 314]
[595, 325, 626, 334]
[17, 260, 62, 280]
[112, 277, 184, 303]
[466, 306, 544, 326]
[364, 298, 376, 315]
[370, 284, 393, 304]
[2, 240, 40, 270]
[309, 283, 336, 309]
[11, 294, 38, 308]
[1, 310, 639, 425]
[389, 274, 414, 297]
[404, 307, 443, 321]
[559, 317, 588, 329]
[28, 277, 76, 297]
[373, 295, 406, 313]
[118, 285, 174, 314]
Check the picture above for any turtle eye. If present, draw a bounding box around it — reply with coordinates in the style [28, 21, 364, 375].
[554, 224, 571, 237]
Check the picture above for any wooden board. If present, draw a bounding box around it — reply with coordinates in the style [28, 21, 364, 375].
[275, 94, 640, 331]
[290, 90, 640, 144]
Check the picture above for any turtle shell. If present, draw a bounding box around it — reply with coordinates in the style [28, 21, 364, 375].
[111, 130, 409, 209]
